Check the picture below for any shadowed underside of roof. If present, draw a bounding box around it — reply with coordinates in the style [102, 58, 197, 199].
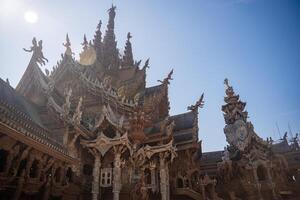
[0, 78, 45, 128]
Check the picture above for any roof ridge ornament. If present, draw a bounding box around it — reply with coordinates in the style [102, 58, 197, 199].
[158, 69, 173, 85]
[23, 37, 48, 66]
[63, 33, 73, 56]
[142, 58, 150, 70]
[187, 93, 204, 112]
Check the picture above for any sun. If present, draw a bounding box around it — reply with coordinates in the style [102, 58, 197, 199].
[24, 10, 38, 24]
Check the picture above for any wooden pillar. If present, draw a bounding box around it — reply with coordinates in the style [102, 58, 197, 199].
[92, 155, 101, 200]
[25, 155, 34, 177]
[201, 183, 206, 200]
[113, 152, 121, 200]
[149, 163, 156, 192]
[159, 152, 170, 200]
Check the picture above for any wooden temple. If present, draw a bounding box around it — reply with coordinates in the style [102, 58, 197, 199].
[0, 5, 299, 200]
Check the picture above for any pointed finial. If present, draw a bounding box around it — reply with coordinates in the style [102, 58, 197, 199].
[127, 32, 132, 40]
[143, 58, 150, 69]
[82, 34, 88, 46]
[224, 78, 229, 88]
[224, 78, 235, 97]
[6, 78, 10, 85]
[66, 34, 71, 46]
[108, 4, 116, 18]
[97, 20, 102, 30]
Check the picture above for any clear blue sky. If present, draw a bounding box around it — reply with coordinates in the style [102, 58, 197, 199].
[1, 0, 299, 152]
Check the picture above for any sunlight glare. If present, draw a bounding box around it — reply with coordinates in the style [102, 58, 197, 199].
[24, 10, 38, 24]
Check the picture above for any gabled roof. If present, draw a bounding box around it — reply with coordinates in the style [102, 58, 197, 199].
[200, 150, 224, 163]
[170, 111, 196, 132]
[0, 78, 69, 155]
[144, 84, 163, 96]
[16, 59, 49, 96]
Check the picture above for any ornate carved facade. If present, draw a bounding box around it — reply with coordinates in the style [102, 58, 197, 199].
[0, 5, 299, 200]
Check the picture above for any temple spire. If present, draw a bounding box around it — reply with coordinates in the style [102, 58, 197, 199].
[121, 32, 134, 68]
[103, 4, 119, 69]
[93, 20, 103, 61]
[82, 34, 88, 51]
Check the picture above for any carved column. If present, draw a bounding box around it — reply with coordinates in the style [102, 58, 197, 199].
[92, 155, 101, 200]
[113, 151, 122, 200]
[149, 162, 156, 192]
[159, 152, 170, 200]
[25, 155, 35, 177]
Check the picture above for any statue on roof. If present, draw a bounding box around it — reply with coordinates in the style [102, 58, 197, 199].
[158, 69, 173, 85]
[142, 58, 150, 70]
[108, 4, 116, 18]
[224, 78, 235, 98]
[23, 37, 48, 66]
[187, 93, 204, 112]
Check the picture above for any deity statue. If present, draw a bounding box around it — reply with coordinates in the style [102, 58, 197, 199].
[23, 37, 48, 66]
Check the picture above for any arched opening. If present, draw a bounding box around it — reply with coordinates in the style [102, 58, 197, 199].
[257, 165, 267, 181]
[29, 160, 39, 178]
[191, 171, 200, 189]
[0, 149, 8, 172]
[66, 167, 73, 182]
[17, 159, 27, 176]
[144, 168, 151, 185]
[184, 178, 189, 187]
[177, 178, 183, 188]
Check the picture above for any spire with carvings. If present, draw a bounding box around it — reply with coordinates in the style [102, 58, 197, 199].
[93, 20, 103, 61]
[121, 32, 134, 68]
[222, 78, 248, 125]
[103, 5, 120, 69]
